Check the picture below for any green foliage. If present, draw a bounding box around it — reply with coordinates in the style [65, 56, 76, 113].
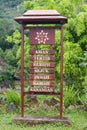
[4, 88, 20, 107]
[6, 30, 21, 45]
[4, 50, 17, 67]
[66, 11, 87, 50]
[0, 65, 15, 83]
[57, 0, 76, 18]
[0, 0, 24, 51]
[24, 0, 58, 10]
[6, 29, 30, 69]
[0, 0, 87, 98]
[80, 51, 87, 107]
[80, 94, 87, 108]
[0, 0, 23, 8]
[55, 41, 85, 92]
[75, 13, 86, 36]
[63, 86, 78, 108]
[0, 48, 4, 58]
[0, 19, 14, 50]
[79, 81, 87, 108]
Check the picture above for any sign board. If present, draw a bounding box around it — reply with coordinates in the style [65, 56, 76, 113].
[29, 68, 54, 74]
[30, 56, 54, 61]
[29, 88, 54, 92]
[30, 62, 55, 67]
[29, 74, 54, 80]
[29, 81, 54, 86]
[29, 27, 55, 92]
[30, 28, 55, 44]
[30, 49, 55, 55]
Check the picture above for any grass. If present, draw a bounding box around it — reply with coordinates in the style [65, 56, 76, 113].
[0, 109, 87, 130]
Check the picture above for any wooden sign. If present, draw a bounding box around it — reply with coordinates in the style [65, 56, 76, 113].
[30, 28, 55, 44]
[30, 56, 54, 61]
[30, 62, 54, 67]
[29, 74, 54, 80]
[29, 27, 55, 93]
[30, 49, 55, 55]
[29, 88, 54, 92]
[30, 68, 54, 74]
[29, 81, 54, 86]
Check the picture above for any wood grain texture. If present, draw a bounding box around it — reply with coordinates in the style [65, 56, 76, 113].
[29, 81, 54, 86]
[29, 49, 55, 55]
[29, 56, 55, 61]
[30, 62, 55, 67]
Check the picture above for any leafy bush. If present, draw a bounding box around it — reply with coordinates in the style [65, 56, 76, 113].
[80, 95, 87, 108]
[0, 65, 15, 82]
[63, 86, 78, 108]
[0, 65, 15, 89]
[79, 80, 87, 108]
[4, 88, 20, 107]
[64, 41, 85, 92]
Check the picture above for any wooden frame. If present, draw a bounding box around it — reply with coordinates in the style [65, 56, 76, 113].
[14, 10, 69, 124]
[20, 25, 64, 118]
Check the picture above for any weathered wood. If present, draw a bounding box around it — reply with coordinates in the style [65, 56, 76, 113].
[21, 24, 24, 117]
[29, 74, 54, 80]
[30, 62, 55, 67]
[29, 56, 55, 61]
[24, 91, 60, 95]
[30, 49, 54, 55]
[14, 116, 70, 125]
[60, 25, 64, 118]
[25, 26, 61, 30]
[30, 28, 55, 44]
[29, 87, 54, 92]
[29, 81, 54, 86]
[30, 68, 54, 74]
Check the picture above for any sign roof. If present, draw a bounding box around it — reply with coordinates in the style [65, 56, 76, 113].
[14, 10, 68, 24]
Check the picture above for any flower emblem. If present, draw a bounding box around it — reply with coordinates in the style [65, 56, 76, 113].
[35, 30, 49, 44]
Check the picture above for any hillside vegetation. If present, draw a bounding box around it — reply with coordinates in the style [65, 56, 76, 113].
[0, 0, 87, 111]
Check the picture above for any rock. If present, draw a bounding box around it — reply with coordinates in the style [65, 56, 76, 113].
[77, 105, 87, 111]
[27, 95, 39, 106]
[43, 98, 60, 110]
[55, 103, 60, 110]
[50, 98, 59, 106]
[68, 105, 75, 110]
[43, 100, 51, 106]
[77, 100, 83, 105]
[8, 102, 15, 113]
[0, 80, 15, 89]
[14, 71, 21, 80]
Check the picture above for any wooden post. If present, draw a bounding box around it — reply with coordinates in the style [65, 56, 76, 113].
[21, 24, 24, 117]
[60, 25, 64, 118]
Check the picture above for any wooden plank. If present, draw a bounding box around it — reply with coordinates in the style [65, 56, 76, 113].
[29, 81, 54, 86]
[14, 116, 70, 125]
[24, 91, 60, 95]
[29, 56, 55, 61]
[29, 87, 54, 92]
[30, 50, 54, 55]
[29, 68, 54, 74]
[23, 10, 60, 16]
[29, 28, 55, 44]
[30, 62, 54, 67]
[29, 74, 54, 80]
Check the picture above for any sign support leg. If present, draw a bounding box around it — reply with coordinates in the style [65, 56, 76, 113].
[60, 25, 64, 118]
[21, 24, 24, 117]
